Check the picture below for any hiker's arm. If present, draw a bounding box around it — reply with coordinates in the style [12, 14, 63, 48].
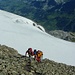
[25, 51, 28, 56]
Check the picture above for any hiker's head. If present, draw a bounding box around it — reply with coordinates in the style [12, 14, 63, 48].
[28, 48, 32, 52]
[34, 49, 36, 52]
[28, 48, 32, 50]
[38, 50, 40, 52]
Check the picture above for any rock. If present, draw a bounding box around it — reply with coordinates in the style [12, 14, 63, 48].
[49, 30, 75, 42]
[0, 45, 75, 75]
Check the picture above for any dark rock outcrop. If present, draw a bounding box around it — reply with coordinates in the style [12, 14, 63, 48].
[49, 30, 75, 42]
[0, 45, 75, 75]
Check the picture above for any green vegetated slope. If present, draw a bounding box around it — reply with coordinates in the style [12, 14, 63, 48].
[0, 45, 75, 75]
[0, 0, 75, 32]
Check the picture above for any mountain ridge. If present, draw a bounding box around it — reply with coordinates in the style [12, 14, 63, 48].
[0, 44, 75, 75]
[0, 9, 75, 66]
[49, 30, 75, 42]
[0, 0, 75, 32]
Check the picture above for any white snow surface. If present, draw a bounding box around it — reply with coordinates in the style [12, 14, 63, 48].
[0, 10, 75, 66]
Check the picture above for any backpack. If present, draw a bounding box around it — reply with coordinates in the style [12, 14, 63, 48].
[28, 48, 32, 54]
[37, 50, 43, 58]
[28, 48, 35, 56]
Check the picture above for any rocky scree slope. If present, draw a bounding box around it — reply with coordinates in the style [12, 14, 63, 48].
[0, 45, 75, 75]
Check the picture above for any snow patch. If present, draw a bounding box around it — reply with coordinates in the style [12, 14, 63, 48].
[0, 10, 75, 66]
[37, 25, 45, 32]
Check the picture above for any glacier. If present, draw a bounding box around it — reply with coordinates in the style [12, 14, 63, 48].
[0, 10, 75, 66]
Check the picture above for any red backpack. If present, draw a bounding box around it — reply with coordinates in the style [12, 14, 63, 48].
[28, 48, 34, 56]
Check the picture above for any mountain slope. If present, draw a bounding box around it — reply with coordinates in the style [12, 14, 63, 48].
[0, 45, 75, 75]
[0, 0, 75, 32]
[49, 30, 75, 42]
[0, 10, 75, 66]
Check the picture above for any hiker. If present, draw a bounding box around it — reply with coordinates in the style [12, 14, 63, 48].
[25, 48, 34, 60]
[33, 49, 37, 60]
[36, 50, 43, 62]
[25, 48, 34, 72]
